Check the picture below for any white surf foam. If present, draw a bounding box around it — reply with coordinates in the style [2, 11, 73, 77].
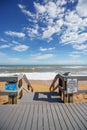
[0, 72, 57, 80]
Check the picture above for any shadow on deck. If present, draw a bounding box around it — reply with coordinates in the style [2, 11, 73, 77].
[19, 92, 63, 104]
[33, 92, 63, 103]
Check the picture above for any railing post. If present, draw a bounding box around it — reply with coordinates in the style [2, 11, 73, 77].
[68, 94, 73, 103]
[18, 79, 23, 98]
[23, 74, 33, 92]
[8, 95, 17, 104]
[63, 81, 68, 103]
[59, 78, 62, 97]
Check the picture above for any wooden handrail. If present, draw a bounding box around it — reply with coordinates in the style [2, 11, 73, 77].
[23, 74, 33, 92]
[49, 74, 59, 92]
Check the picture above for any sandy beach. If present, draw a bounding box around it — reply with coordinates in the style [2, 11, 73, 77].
[0, 79, 87, 104]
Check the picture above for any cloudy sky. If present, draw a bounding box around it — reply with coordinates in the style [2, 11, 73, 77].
[0, 0, 87, 65]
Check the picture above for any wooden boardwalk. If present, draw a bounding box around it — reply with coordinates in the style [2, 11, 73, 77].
[0, 92, 87, 130]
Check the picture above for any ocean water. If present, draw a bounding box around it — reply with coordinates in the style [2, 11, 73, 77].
[0, 65, 87, 79]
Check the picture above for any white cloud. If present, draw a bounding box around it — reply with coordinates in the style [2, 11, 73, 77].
[18, 4, 33, 17]
[42, 22, 62, 40]
[12, 45, 29, 52]
[69, 53, 80, 58]
[69, 50, 87, 61]
[26, 24, 39, 38]
[12, 40, 20, 44]
[73, 44, 87, 50]
[40, 47, 55, 51]
[76, 0, 87, 17]
[35, 54, 53, 60]
[34, 2, 46, 14]
[46, 2, 57, 19]
[42, 26, 56, 39]
[18, 0, 87, 53]
[0, 44, 10, 49]
[0, 38, 7, 42]
[61, 30, 87, 46]
[5, 31, 25, 38]
[65, 11, 82, 24]
[18, 1, 65, 41]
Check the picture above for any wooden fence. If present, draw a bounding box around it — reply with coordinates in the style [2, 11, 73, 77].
[50, 73, 87, 103]
[0, 74, 33, 104]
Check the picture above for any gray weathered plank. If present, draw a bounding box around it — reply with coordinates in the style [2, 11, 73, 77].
[81, 102, 87, 110]
[58, 104, 74, 130]
[31, 104, 38, 130]
[1, 106, 18, 130]
[0, 106, 13, 129]
[13, 105, 27, 130]
[55, 104, 68, 130]
[25, 104, 34, 130]
[0, 92, 87, 130]
[19, 105, 30, 130]
[46, 104, 55, 130]
[43, 104, 49, 130]
[73, 103, 87, 120]
[67, 104, 86, 130]
[7, 105, 23, 130]
[70, 104, 87, 129]
[77, 103, 87, 116]
[38, 104, 43, 130]
[50, 104, 61, 130]
[64, 104, 80, 130]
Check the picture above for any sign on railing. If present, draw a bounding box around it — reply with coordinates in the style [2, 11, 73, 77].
[5, 83, 17, 91]
[67, 79, 78, 94]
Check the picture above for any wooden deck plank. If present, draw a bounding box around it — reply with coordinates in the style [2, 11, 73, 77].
[31, 104, 38, 130]
[43, 104, 49, 130]
[7, 105, 23, 130]
[1, 106, 18, 130]
[64, 104, 80, 130]
[55, 104, 68, 130]
[0, 92, 87, 130]
[19, 92, 63, 104]
[70, 104, 87, 129]
[58, 104, 74, 130]
[46, 104, 55, 130]
[67, 104, 86, 130]
[19, 105, 30, 130]
[0, 106, 13, 129]
[50, 104, 61, 130]
[73, 103, 87, 120]
[0, 103, 86, 130]
[81, 103, 87, 110]
[25, 104, 34, 130]
[13, 105, 27, 130]
[38, 104, 43, 130]
[77, 103, 87, 116]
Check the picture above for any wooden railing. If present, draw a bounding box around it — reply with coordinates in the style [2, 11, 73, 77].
[23, 74, 33, 92]
[49, 74, 59, 92]
[0, 74, 33, 104]
[50, 73, 87, 103]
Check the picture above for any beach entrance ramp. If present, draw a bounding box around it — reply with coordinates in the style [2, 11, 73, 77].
[0, 75, 87, 130]
[19, 92, 63, 104]
[0, 98, 87, 130]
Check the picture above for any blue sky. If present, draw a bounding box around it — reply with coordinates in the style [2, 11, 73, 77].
[0, 0, 87, 65]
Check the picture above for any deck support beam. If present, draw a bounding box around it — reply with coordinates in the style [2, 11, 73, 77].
[8, 95, 17, 104]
